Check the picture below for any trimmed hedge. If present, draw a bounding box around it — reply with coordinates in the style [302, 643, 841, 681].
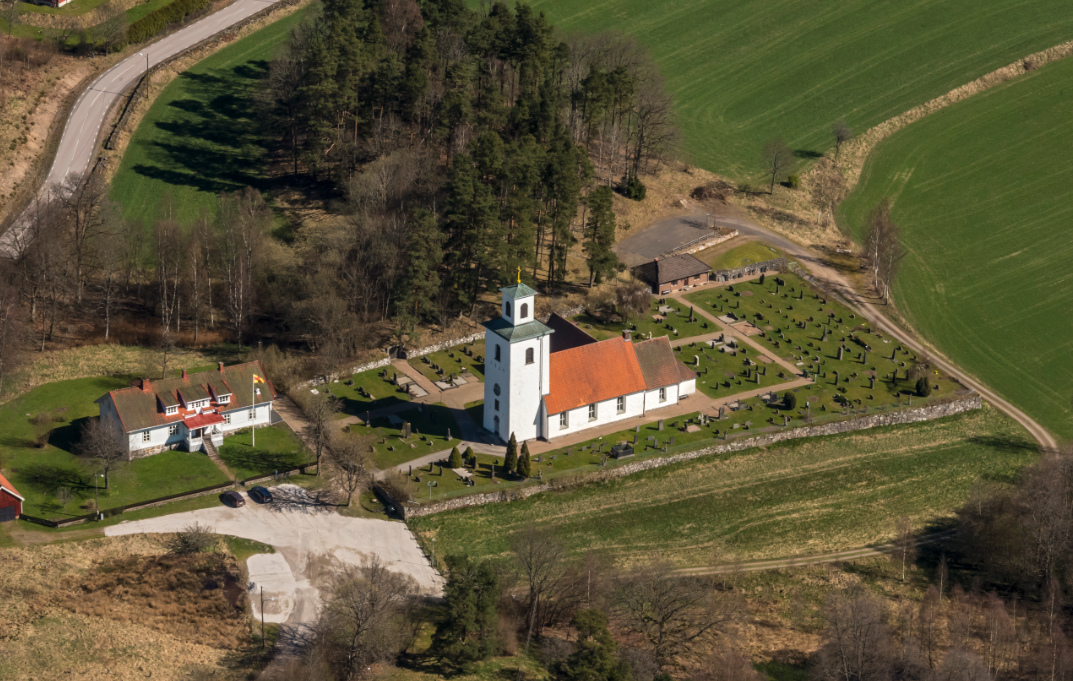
[127, 0, 215, 44]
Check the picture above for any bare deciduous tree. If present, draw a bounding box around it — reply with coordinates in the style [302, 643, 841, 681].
[616, 560, 744, 668]
[761, 138, 793, 195]
[832, 120, 853, 159]
[892, 515, 916, 582]
[813, 586, 893, 681]
[301, 393, 340, 476]
[77, 416, 128, 489]
[164, 522, 217, 554]
[0, 272, 28, 396]
[329, 433, 375, 506]
[511, 523, 568, 650]
[322, 555, 419, 680]
[615, 278, 652, 323]
[862, 198, 906, 303]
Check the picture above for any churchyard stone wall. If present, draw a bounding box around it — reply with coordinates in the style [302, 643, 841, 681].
[400, 393, 982, 519]
[711, 257, 787, 282]
[301, 306, 585, 388]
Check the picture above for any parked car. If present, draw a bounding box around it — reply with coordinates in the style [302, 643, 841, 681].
[221, 491, 246, 508]
[248, 486, 273, 504]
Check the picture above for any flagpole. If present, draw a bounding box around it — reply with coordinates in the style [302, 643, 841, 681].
[252, 371, 256, 448]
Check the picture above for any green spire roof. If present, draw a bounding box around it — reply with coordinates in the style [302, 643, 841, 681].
[500, 282, 538, 300]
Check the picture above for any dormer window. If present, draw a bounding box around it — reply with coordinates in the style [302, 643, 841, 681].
[166, 406, 177, 416]
[218, 394, 230, 404]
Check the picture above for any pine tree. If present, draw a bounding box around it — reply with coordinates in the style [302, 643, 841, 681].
[504, 432, 519, 475]
[583, 185, 618, 287]
[398, 209, 444, 323]
[558, 609, 631, 681]
[448, 446, 463, 468]
[432, 555, 500, 668]
[517, 444, 531, 479]
[464, 445, 475, 467]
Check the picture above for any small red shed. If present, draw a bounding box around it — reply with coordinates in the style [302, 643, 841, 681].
[0, 472, 24, 522]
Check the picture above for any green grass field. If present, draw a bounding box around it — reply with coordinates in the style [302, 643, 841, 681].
[216, 423, 310, 480]
[110, 5, 311, 226]
[702, 241, 786, 272]
[411, 404, 1035, 567]
[409, 341, 486, 383]
[839, 56, 1073, 441]
[0, 375, 231, 519]
[522, 0, 1073, 180]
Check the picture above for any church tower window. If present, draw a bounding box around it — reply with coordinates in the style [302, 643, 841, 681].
[520, 303, 528, 319]
[525, 348, 534, 364]
[495, 345, 501, 362]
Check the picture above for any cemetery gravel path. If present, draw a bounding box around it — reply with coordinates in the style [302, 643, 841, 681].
[658, 212, 1057, 453]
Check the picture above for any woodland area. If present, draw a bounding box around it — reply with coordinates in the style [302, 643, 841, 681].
[0, 0, 679, 397]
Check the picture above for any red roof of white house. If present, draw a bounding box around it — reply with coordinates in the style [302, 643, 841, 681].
[184, 412, 226, 429]
[0, 472, 25, 501]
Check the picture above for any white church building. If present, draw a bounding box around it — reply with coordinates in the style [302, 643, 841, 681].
[483, 282, 696, 442]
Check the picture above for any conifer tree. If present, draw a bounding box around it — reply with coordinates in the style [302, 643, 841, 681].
[398, 209, 443, 324]
[584, 185, 618, 287]
[558, 609, 631, 681]
[517, 442, 532, 479]
[504, 432, 519, 475]
[448, 446, 463, 468]
[464, 445, 475, 467]
[432, 555, 500, 668]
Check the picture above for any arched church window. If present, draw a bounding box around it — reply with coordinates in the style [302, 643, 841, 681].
[525, 348, 534, 365]
[520, 303, 528, 319]
[494, 383, 501, 396]
[495, 345, 501, 362]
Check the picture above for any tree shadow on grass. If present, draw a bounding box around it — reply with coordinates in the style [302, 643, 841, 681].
[16, 462, 90, 495]
[219, 445, 308, 476]
[48, 416, 90, 455]
[794, 149, 824, 159]
[134, 61, 273, 198]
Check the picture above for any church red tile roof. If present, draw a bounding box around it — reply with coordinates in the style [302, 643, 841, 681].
[633, 336, 697, 388]
[544, 337, 649, 415]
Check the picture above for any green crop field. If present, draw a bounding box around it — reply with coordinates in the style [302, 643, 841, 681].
[110, 5, 312, 226]
[839, 56, 1073, 441]
[411, 404, 1035, 567]
[522, 0, 1073, 180]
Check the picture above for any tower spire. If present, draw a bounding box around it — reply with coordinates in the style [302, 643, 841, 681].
[517, 266, 521, 284]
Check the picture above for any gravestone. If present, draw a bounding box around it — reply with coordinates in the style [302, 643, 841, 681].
[403, 422, 411, 438]
[658, 420, 664, 431]
[837, 346, 844, 361]
[718, 405, 726, 419]
[695, 355, 700, 366]
[636, 425, 641, 433]
[669, 436, 675, 446]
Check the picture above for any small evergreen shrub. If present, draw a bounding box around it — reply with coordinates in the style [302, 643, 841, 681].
[788, 174, 800, 189]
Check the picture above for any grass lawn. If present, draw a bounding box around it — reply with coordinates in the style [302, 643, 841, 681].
[521, 0, 1073, 181]
[216, 423, 310, 480]
[685, 273, 962, 414]
[110, 5, 312, 226]
[408, 340, 486, 382]
[0, 375, 232, 519]
[322, 368, 413, 417]
[702, 241, 786, 272]
[411, 404, 1035, 567]
[673, 338, 776, 400]
[344, 403, 463, 470]
[839, 56, 1073, 441]
[569, 300, 712, 343]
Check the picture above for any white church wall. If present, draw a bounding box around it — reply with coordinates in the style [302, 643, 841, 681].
[546, 391, 646, 440]
[643, 383, 680, 412]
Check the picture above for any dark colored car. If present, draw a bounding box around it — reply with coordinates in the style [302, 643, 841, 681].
[248, 486, 273, 504]
[221, 491, 246, 507]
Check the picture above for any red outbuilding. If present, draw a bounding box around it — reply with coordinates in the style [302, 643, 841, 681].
[0, 472, 24, 522]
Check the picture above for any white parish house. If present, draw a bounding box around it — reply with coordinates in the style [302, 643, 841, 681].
[483, 281, 696, 442]
[95, 361, 276, 457]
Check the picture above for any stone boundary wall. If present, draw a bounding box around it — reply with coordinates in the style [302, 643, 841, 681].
[301, 305, 585, 388]
[669, 229, 739, 257]
[403, 393, 982, 518]
[711, 257, 787, 282]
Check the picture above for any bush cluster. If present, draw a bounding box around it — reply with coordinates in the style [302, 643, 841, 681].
[621, 172, 646, 200]
[127, 0, 215, 44]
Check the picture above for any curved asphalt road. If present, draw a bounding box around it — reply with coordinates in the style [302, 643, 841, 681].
[0, 0, 284, 256]
[644, 211, 1058, 453]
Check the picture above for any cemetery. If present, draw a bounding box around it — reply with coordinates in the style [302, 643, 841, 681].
[408, 340, 486, 384]
[343, 403, 465, 469]
[685, 272, 964, 414]
[673, 335, 772, 400]
[323, 367, 414, 416]
[569, 299, 712, 343]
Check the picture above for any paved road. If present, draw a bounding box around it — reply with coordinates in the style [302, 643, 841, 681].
[105, 484, 441, 640]
[650, 212, 1057, 452]
[0, 0, 287, 256]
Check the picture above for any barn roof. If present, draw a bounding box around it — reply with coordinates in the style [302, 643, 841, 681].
[0, 472, 24, 502]
[632, 253, 711, 286]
